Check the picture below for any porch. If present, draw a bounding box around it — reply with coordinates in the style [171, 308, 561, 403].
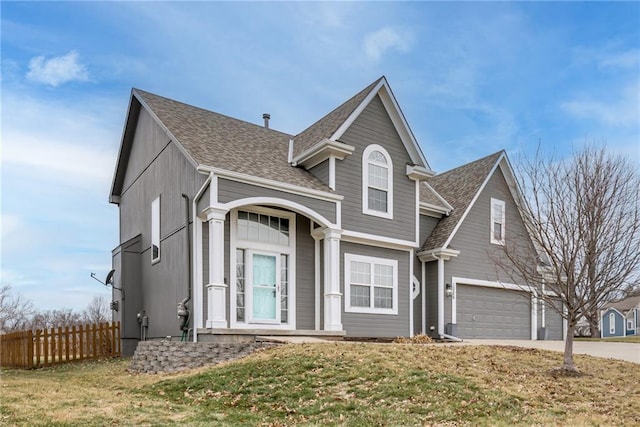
[196, 328, 346, 343]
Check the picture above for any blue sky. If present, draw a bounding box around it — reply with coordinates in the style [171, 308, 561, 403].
[2, 1, 639, 311]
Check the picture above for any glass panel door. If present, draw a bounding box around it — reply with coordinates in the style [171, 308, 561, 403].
[248, 252, 280, 323]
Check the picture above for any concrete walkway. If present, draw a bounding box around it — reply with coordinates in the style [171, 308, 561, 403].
[463, 339, 640, 364]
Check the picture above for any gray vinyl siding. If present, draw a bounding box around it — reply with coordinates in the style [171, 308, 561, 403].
[196, 185, 210, 216]
[111, 235, 142, 356]
[117, 108, 206, 339]
[217, 178, 337, 225]
[340, 242, 410, 337]
[443, 167, 535, 324]
[295, 215, 315, 330]
[336, 95, 416, 242]
[121, 108, 173, 191]
[415, 216, 439, 335]
[425, 262, 438, 336]
[309, 160, 329, 188]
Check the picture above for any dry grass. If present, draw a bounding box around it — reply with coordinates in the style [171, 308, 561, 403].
[1, 343, 639, 426]
[576, 335, 640, 343]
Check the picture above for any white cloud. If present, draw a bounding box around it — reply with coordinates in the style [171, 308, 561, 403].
[363, 27, 412, 61]
[598, 49, 640, 69]
[26, 50, 89, 86]
[561, 80, 640, 127]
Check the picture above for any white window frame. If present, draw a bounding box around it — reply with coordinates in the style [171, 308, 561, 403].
[627, 319, 633, 331]
[229, 206, 296, 330]
[609, 312, 616, 334]
[344, 253, 398, 315]
[362, 144, 393, 219]
[490, 198, 505, 245]
[151, 196, 160, 264]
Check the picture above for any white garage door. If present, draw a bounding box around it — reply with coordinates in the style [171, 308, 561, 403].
[457, 285, 531, 339]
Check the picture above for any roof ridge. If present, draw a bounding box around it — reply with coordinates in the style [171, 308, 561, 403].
[433, 150, 504, 178]
[133, 88, 293, 138]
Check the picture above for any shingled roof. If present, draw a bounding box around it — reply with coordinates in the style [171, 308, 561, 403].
[420, 151, 504, 252]
[605, 295, 640, 313]
[292, 77, 384, 158]
[419, 182, 452, 214]
[133, 89, 331, 192]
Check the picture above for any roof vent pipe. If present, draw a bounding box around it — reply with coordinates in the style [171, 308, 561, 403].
[263, 113, 271, 128]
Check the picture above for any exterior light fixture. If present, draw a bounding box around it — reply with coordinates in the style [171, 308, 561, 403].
[445, 283, 453, 298]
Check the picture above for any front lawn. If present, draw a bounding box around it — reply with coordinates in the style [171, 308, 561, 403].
[1, 343, 639, 426]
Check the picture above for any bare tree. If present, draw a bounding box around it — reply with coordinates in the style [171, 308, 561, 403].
[82, 296, 110, 324]
[30, 308, 82, 329]
[497, 145, 640, 372]
[0, 284, 35, 333]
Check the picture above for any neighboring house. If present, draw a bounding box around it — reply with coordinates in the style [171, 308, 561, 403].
[109, 77, 564, 356]
[600, 295, 640, 338]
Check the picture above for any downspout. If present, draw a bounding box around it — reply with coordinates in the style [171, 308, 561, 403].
[178, 193, 191, 341]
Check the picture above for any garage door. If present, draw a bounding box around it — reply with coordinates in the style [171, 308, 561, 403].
[457, 285, 531, 339]
[544, 299, 563, 340]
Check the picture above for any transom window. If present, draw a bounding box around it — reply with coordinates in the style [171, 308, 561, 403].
[237, 211, 289, 246]
[362, 144, 393, 219]
[490, 198, 505, 245]
[345, 253, 398, 314]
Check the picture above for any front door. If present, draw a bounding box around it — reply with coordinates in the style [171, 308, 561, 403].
[247, 251, 280, 324]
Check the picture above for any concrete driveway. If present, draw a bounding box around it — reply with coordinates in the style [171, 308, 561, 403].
[463, 339, 640, 364]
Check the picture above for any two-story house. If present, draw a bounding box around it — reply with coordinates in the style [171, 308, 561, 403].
[109, 77, 564, 355]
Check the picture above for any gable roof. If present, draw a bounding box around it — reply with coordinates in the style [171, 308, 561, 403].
[110, 89, 332, 201]
[419, 182, 453, 215]
[293, 78, 383, 159]
[420, 151, 504, 252]
[605, 295, 640, 313]
[293, 76, 432, 171]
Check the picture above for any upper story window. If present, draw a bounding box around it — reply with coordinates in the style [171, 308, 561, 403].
[362, 144, 393, 219]
[151, 196, 160, 264]
[490, 198, 505, 245]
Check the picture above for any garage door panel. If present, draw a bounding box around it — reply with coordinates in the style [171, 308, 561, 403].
[457, 285, 530, 339]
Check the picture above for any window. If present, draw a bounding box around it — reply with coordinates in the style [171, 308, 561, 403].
[151, 196, 160, 263]
[237, 211, 289, 246]
[362, 145, 393, 218]
[345, 253, 398, 314]
[627, 320, 633, 331]
[609, 312, 616, 334]
[490, 198, 505, 245]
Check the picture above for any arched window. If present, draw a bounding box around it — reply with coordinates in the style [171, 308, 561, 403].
[362, 145, 393, 218]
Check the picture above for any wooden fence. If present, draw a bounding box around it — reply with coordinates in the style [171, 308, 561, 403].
[0, 321, 120, 369]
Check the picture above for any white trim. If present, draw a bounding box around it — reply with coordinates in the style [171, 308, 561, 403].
[531, 292, 538, 340]
[362, 144, 394, 219]
[417, 247, 460, 262]
[490, 198, 506, 245]
[330, 78, 431, 170]
[329, 156, 336, 190]
[411, 275, 421, 300]
[414, 180, 420, 246]
[344, 253, 398, 315]
[421, 261, 426, 334]
[451, 276, 535, 293]
[287, 138, 294, 164]
[341, 230, 417, 250]
[229, 206, 296, 330]
[292, 138, 355, 169]
[313, 231, 321, 331]
[221, 197, 335, 229]
[441, 152, 505, 249]
[197, 166, 343, 202]
[406, 164, 434, 180]
[422, 182, 453, 213]
[409, 250, 414, 337]
[437, 256, 445, 336]
[194, 217, 204, 334]
[151, 196, 161, 264]
[609, 312, 616, 334]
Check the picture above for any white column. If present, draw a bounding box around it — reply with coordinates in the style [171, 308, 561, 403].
[437, 256, 445, 336]
[323, 228, 343, 331]
[204, 207, 228, 328]
[531, 292, 538, 340]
